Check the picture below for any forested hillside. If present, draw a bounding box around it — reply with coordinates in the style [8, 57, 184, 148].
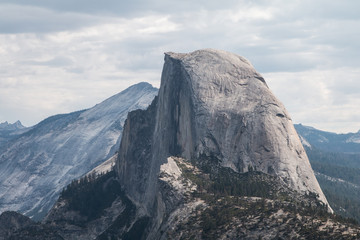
[294, 124, 360, 223]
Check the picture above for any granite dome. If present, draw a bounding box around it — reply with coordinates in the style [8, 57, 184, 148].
[116, 49, 330, 212]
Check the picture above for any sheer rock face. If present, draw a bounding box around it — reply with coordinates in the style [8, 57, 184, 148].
[116, 49, 330, 213]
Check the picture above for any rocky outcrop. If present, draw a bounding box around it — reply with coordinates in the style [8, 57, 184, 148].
[116, 49, 330, 217]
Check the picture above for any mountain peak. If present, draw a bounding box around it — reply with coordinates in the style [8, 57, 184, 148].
[0, 120, 25, 130]
[120, 82, 156, 94]
[13, 120, 25, 128]
[116, 49, 330, 214]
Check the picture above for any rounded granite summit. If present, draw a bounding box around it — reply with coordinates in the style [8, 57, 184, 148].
[117, 49, 331, 212]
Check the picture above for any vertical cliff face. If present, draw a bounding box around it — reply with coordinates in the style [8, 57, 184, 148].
[115, 49, 329, 213]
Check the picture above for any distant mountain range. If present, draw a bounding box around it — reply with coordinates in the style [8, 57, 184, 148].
[0, 120, 26, 131]
[295, 123, 360, 153]
[0, 120, 29, 147]
[0, 82, 158, 220]
[294, 124, 360, 222]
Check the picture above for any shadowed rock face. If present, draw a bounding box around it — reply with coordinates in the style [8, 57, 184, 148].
[116, 49, 330, 213]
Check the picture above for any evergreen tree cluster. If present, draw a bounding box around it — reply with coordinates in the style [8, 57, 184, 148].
[304, 146, 360, 223]
[60, 170, 123, 221]
[174, 157, 360, 239]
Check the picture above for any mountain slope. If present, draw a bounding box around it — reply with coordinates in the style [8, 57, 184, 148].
[0, 82, 157, 220]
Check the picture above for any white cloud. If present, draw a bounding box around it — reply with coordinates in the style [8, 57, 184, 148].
[0, 14, 173, 125]
[227, 6, 275, 22]
[264, 68, 360, 133]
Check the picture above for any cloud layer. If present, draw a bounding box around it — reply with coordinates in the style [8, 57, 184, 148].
[0, 0, 359, 133]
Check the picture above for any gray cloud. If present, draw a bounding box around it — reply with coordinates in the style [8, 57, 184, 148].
[0, 4, 105, 33]
[0, 0, 242, 16]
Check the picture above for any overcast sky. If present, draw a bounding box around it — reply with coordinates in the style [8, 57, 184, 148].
[1, 0, 359, 133]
